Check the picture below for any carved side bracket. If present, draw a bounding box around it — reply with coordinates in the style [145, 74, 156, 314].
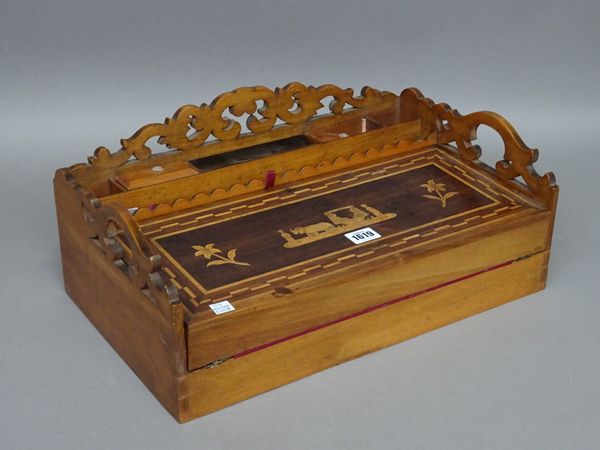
[65, 171, 180, 317]
[400, 88, 557, 206]
[89, 83, 396, 169]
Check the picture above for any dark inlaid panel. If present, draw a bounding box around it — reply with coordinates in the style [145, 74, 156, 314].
[154, 164, 494, 292]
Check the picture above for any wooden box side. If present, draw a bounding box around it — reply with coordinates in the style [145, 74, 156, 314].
[54, 169, 186, 421]
[179, 250, 550, 422]
[186, 208, 553, 369]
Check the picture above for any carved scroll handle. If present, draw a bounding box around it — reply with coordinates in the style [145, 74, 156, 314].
[400, 88, 557, 207]
[439, 108, 556, 206]
[65, 172, 180, 317]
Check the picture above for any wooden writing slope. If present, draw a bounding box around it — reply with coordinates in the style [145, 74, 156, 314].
[54, 84, 558, 422]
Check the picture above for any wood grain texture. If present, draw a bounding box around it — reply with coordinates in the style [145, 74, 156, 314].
[87, 83, 397, 170]
[101, 120, 427, 214]
[113, 161, 199, 190]
[140, 146, 540, 308]
[53, 83, 559, 423]
[58, 170, 180, 319]
[184, 209, 552, 369]
[178, 250, 550, 422]
[133, 144, 553, 369]
[152, 164, 491, 292]
[54, 170, 186, 420]
[399, 88, 558, 207]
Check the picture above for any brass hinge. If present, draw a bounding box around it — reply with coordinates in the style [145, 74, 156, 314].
[203, 358, 230, 369]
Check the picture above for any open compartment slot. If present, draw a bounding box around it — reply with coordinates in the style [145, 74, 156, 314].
[111, 161, 200, 191]
[307, 116, 384, 143]
[189, 135, 312, 173]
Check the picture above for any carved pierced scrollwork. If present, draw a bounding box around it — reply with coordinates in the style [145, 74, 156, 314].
[89, 83, 395, 169]
[400, 88, 557, 206]
[65, 171, 180, 317]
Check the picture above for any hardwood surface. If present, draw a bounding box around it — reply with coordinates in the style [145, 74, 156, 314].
[112, 161, 199, 190]
[150, 163, 490, 291]
[184, 209, 551, 369]
[54, 170, 186, 418]
[179, 250, 550, 422]
[142, 147, 529, 305]
[133, 145, 552, 369]
[87, 84, 398, 170]
[101, 120, 427, 212]
[54, 83, 558, 422]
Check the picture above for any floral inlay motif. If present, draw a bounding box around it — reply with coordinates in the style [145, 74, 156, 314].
[420, 179, 458, 208]
[192, 243, 249, 267]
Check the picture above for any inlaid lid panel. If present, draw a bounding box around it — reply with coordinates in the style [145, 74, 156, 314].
[140, 146, 537, 314]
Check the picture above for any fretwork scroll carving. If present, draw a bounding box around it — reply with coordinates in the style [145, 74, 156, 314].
[64, 171, 180, 317]
[89, 83, 395, 169]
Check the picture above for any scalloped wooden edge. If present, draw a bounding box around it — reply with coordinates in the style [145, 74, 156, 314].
[132, 137, 431, 221]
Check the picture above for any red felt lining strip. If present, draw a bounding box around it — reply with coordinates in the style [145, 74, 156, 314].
[264, 170, 276, 189]
[231, 259, 514, 359]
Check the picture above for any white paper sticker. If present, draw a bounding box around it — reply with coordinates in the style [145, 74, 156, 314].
[344, 227, 381, 244]
[209, 300, 235, 315]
